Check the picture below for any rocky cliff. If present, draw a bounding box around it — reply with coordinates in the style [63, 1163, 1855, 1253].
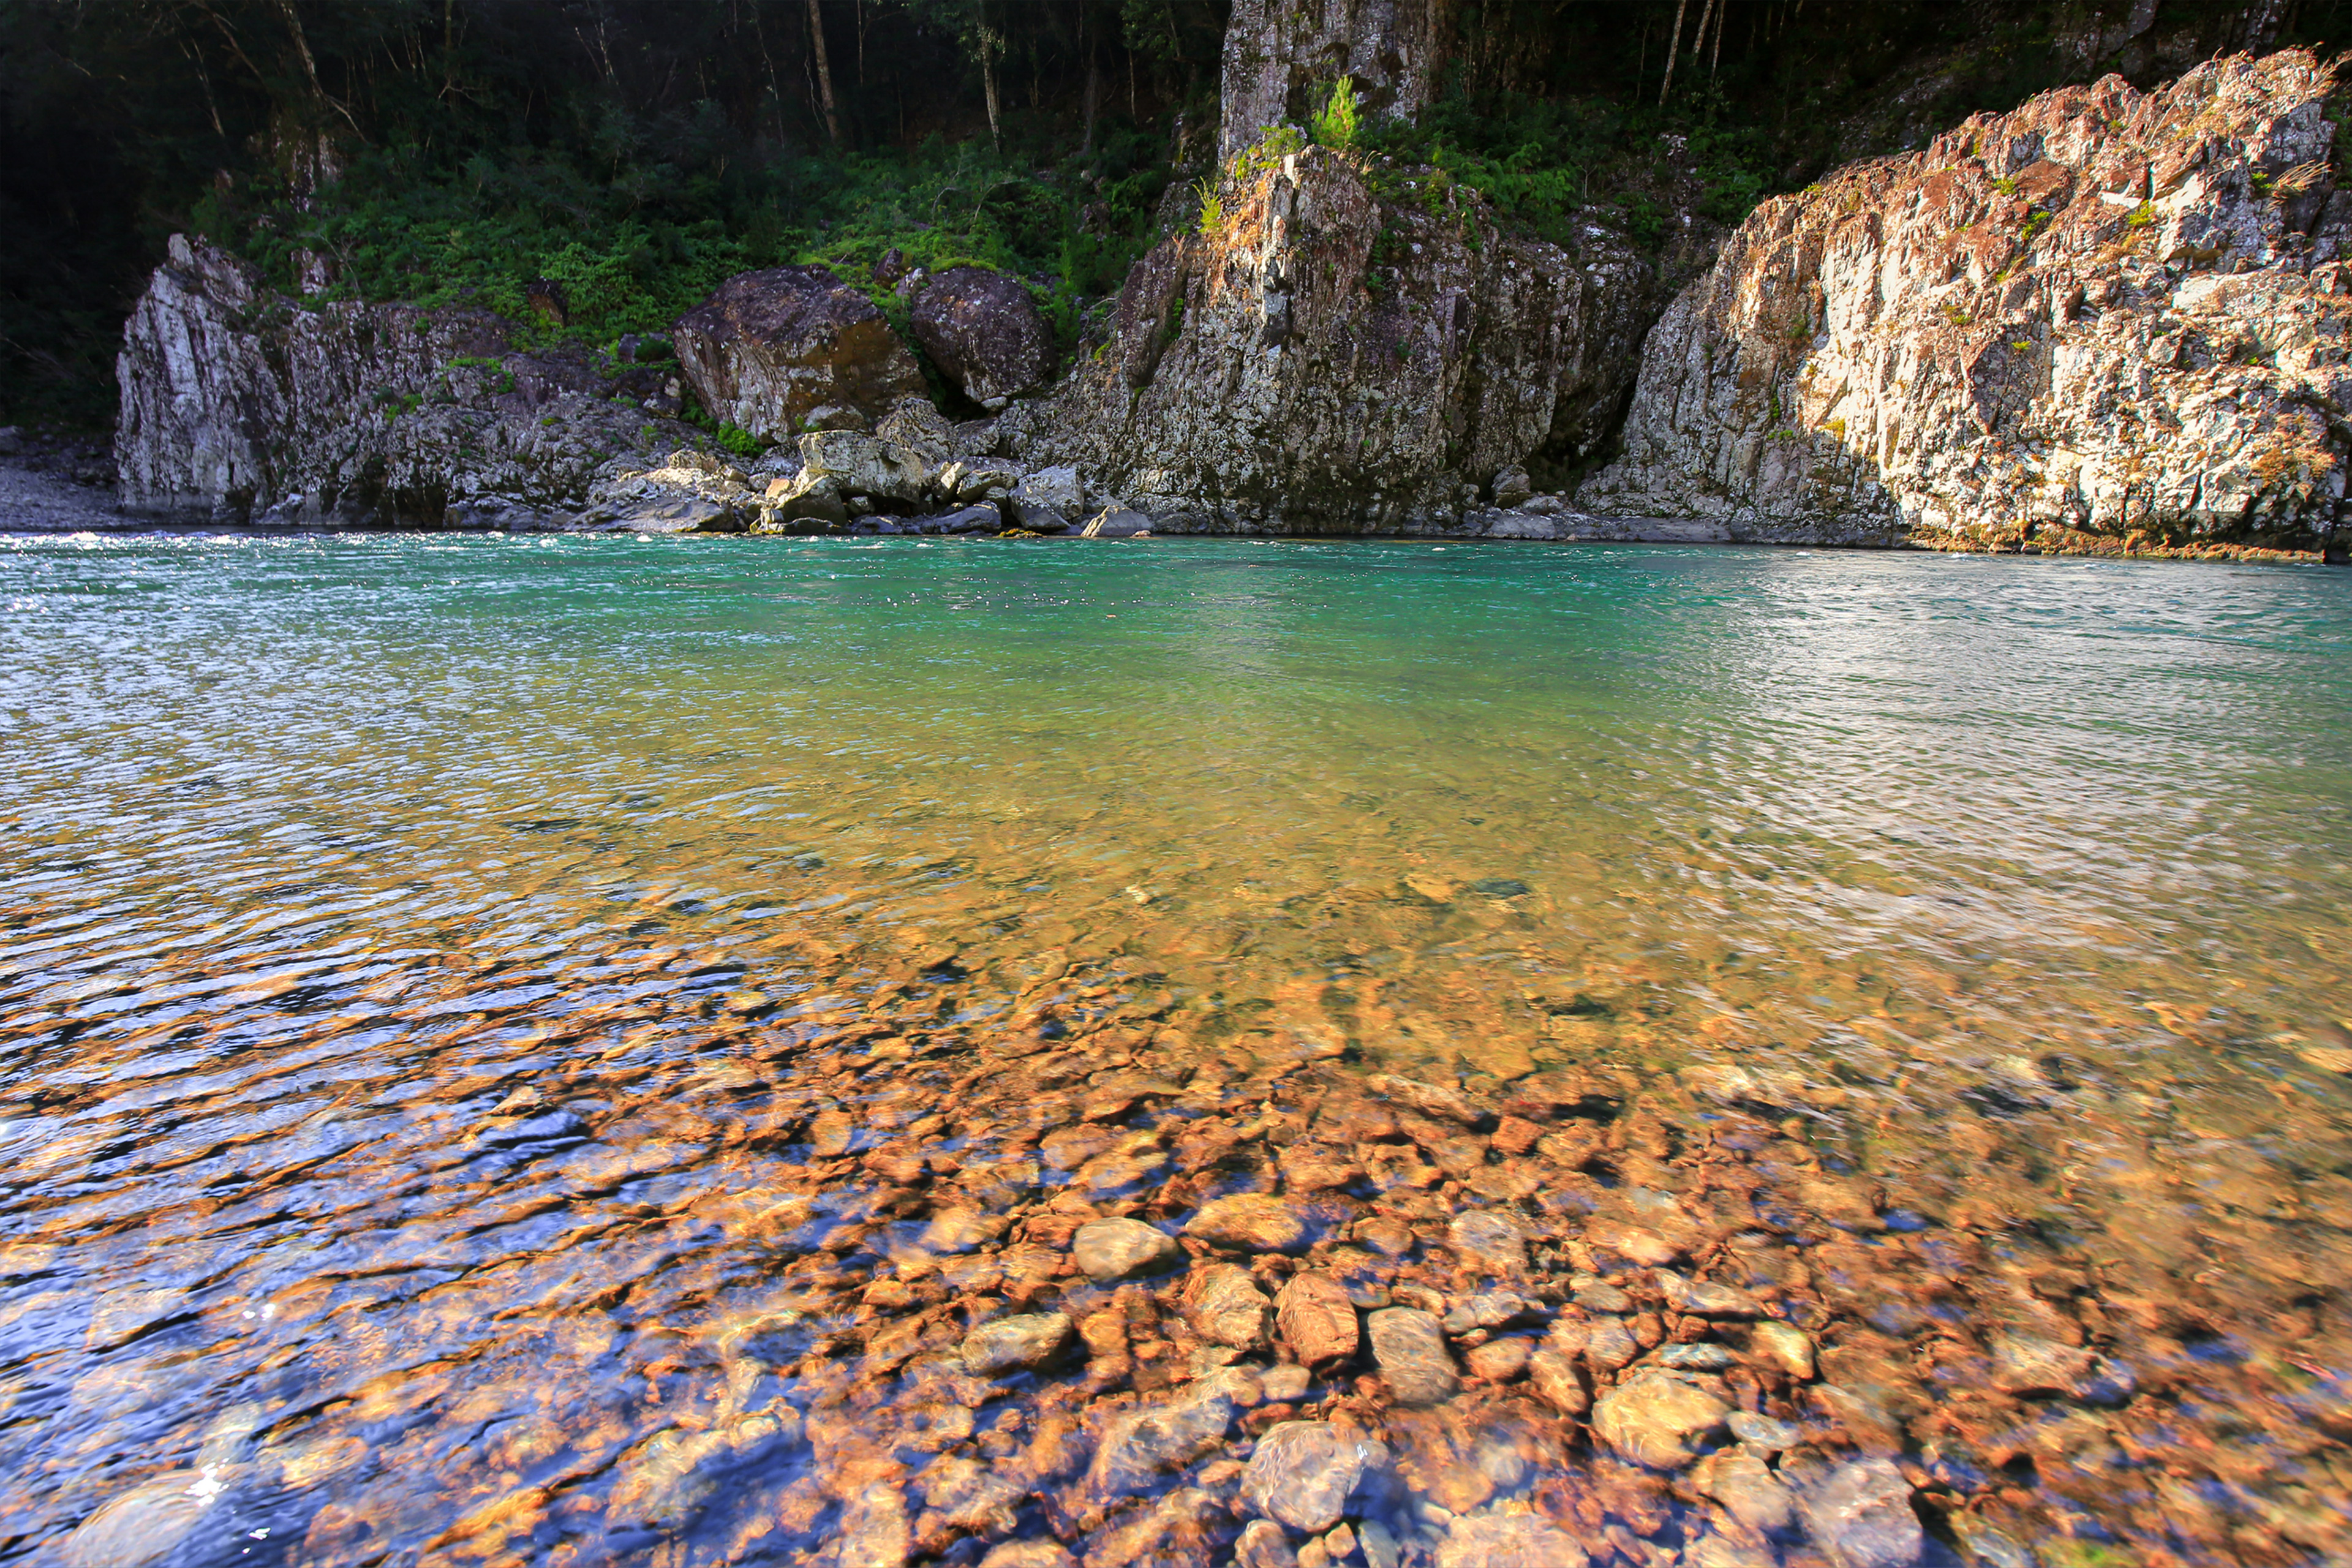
[1018, 143, 1659, 533]
[116, 235, 698, 526]
[1580, 50, 2352, 558]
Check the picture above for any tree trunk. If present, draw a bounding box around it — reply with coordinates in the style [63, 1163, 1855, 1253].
[1082, 36, 1100, 153]
[982, 45, 1001, 148]
[807, 0, 842, 144]
[1659, 0, 1689, 105]
[1711, 0, 1725, 77]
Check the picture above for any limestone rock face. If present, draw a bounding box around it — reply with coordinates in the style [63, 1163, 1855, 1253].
[909, 266, 1055, 409]
[1581, 50, 2352, 557]
[672, 266, 926, 441]
[1218, 0, 1445, 159]
[116, 235, 691, 525]
[1030, 146, 1655, 533]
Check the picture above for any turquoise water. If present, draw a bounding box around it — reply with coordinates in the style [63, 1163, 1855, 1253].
[3, 533, 2350, 1564]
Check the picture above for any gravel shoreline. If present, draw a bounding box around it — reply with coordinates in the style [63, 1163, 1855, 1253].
[0, 445, 124, 533]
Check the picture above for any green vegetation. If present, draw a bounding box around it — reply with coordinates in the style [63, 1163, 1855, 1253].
[1194, 177, 1225, 236]
[1311, 79, 1362, 151]
[1351, 80, 1772, 251]
[192, 124, 1177, 371]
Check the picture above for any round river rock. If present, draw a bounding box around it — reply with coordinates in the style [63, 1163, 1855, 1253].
[1071, 1216, 1182, 1283]
[960, 1311, 1073, 1376]
[1239, 1420, 1379, 1534]
[1366, 1306, 1460, 1406]
[1591, 1371, 1732, 1469]
[1182, 1194, 1310, 1253]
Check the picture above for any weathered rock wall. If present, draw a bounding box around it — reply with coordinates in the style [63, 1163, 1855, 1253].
[116, 235, 694, 526]
[1580, 50, 2352, 557]
[1021, 146, 1659, 533]
[1216, 0, 1446, 160]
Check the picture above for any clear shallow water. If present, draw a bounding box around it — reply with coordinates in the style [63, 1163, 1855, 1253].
[2, 533, 2350, 1566]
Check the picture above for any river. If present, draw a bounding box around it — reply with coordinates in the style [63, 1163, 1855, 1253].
[3, 532, 2348, 1567]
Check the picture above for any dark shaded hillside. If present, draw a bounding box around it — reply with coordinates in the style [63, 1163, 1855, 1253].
[1, 0, 2340, 428]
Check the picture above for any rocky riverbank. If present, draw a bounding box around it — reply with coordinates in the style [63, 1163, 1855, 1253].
[0, 429, 127, 532]
[102, 50, 2352, 561]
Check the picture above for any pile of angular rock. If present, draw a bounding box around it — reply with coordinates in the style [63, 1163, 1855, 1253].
[573, 396, 1158, 539]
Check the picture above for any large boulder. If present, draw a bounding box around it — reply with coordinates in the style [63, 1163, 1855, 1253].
[909, 266, 1055, 409]
[116, 234, 695, 525]
[672, 266, 927, 441]
[1580, 50, 2352, 558]
[798, 431, 934, 505]
[1023, 145, 1657, 533]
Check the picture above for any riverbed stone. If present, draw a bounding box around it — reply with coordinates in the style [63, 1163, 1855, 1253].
[1751, 1321, 1816, 1379]
[1581, 1314, 1639, 1371]
[1658, 1270, 1766, 1317]
[1570, 1276, 1634, 1313]
[1988, 1332, 2098, 1398]
[1433, 1513, 1589, 1568]
[1727, 1409, 1800, 1450]
[1366, 1072, 1492, 1126]
[1088, 1368, 1255, 1499]
[1447, 1210, 1529, 1273]
[1585, 1219, 1679, 1266]
[1240, 1420, 1380, 1533]
[55, 1473, 219, 1568]
[1592, 1371, 1732, 1469]
[1275, 1271, 1359, 1368]
[1800, 1457, 1924, 1568]
[1466, 1337, 1532, 1382]
[979, 1542, 1079, 1568]
[1235, 1520, 1300, 1568]
[1183, 1262, 1273, 1349]
[1262, 1363, 1313, 1403]
[1528, 1348, 1589, 1416]
[1368, 1307, 1459, 1405]
[960, 1311, 1073, 1375]
[1695, 1448, 1795, 1535]
[1183, 1194, 1310, 1253]
[1073, 1217, 1183, 1283]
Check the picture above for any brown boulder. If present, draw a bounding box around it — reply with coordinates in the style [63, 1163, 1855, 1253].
[1182, 1194, 1311, 1253]
[910, 266, 1055, 409]
[1182, 1262, 1273, 1350]
[1275, 1272, 1360, 1368]
[673, 266, 925, 442]
[1366, 1307, 1458, 1406]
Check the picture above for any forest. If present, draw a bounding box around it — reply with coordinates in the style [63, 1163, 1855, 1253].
[1, 0, 2341, 428]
